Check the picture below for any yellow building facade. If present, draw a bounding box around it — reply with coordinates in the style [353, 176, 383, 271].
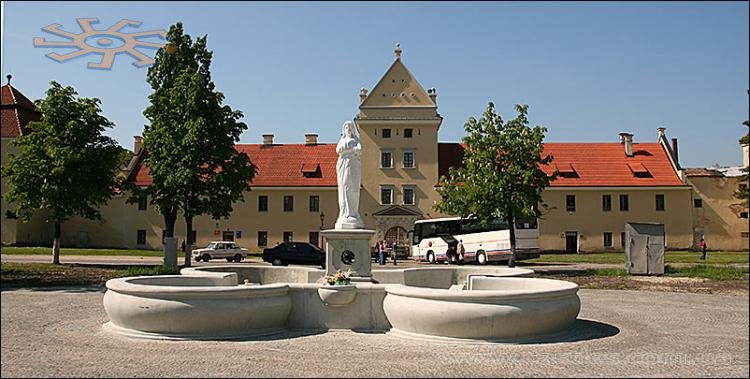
[2, 48, 747, 253]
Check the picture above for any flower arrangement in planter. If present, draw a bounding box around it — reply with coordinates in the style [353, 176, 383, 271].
[321, 270, 352, 286]
[318, 270, 357, 307]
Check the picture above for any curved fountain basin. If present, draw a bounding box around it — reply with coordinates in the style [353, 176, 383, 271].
[103, 274, 291, 340]
[383, 277, 580, 341]
[180, 264, 533, 287]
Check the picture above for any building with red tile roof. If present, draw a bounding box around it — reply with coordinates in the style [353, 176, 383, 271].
[2, 76, 44, 245]
[3, 49, 745, 252]
[1, 76, 41, 138]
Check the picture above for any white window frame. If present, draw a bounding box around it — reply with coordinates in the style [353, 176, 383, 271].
[380, 185, 394, 205]
[380, 150, 394, 169]
[402, 186, 416, 205]
[402, 150, 416, 169]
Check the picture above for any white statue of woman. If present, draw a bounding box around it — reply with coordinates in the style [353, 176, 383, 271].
[335, 120, 364, 229]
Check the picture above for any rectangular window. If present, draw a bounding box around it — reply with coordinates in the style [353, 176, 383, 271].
[381, 187, 393, 205]
[257, 231, 268, 247]
[309, 195, 319, 212]
[403, 151, 415, 168]
[566, 195, 576, 212]
[283, 232, 293, 243]
[603, 232, 613, 247]
[694, 198, 703, 208]
[137, 195, 147, 211]
[380, 151, 393, 168]
[258, 195, 268, 212]
[619, 194, 629, 211]
[655, 194, 665, 211]
[602, 195, 612, 212]
[309, 232, 320, 247]
[283, 196, 294, 212]
[403, 187, 415, 205]
[382, 128, 391, 138]
[621, 232, 626, 248]
[136, 230, 146, 245]
[404, 128, 413, 138]
[741, 232, 749, 238]
[741, 212, 749, 219]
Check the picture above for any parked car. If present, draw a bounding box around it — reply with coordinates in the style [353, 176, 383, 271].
[262, 242, 325, 268]
[192, 241, 249, 262]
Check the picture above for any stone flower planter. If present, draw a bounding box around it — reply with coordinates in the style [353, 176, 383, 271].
[317, 285, 357, 307]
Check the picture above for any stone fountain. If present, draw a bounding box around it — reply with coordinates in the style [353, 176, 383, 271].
[101, 120, 580, 342]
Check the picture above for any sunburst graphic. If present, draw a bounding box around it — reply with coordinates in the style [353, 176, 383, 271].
[33, 18, 167, 69]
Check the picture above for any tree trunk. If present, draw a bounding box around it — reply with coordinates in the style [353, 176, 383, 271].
[184, 215, 193, 267]
[163, 207, 178, 266]
[163, 207, 177, 238]
[507, 215, 516, 268]
[52, 220, 61, 265]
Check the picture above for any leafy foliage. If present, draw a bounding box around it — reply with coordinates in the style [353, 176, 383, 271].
[434, 102, 554, 265]
[435, 102, 554, 226]
[134, 22, 255, 250]
[1, 82, 121, 263]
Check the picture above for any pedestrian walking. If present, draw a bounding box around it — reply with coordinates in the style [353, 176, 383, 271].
[457, 239, 465, 265]
[391, 241, 397, 265]
[700, 238, 707, 260]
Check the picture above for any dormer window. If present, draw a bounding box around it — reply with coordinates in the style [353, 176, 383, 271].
[627, 163, 652, 178]
[301, 163, 321, 178]
[555, 163, 578, 178]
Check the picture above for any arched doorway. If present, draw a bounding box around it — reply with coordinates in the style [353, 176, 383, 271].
[385, 226, 408, 247]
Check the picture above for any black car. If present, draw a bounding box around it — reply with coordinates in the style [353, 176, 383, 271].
[262, 242, 325, 268]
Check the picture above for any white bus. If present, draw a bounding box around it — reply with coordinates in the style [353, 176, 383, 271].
[410, 217, 540, 264]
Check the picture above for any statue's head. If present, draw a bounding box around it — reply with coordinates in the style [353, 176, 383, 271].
[342, 121, 357, 139]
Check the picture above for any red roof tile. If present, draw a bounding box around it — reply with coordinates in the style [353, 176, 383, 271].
[132, 144, 338, 187]
[438, 142, 685, 187]
[1, 84, 41, 138]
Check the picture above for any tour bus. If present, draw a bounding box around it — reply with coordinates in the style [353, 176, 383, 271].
[410, 217, 540, 264]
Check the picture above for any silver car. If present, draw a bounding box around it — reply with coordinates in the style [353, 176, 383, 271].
[192, 241, 250, 263]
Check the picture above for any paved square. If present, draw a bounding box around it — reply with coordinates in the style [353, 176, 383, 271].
[1, 288, 748, 377]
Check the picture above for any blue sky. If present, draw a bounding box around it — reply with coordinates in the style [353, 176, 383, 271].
[2, 1, 748, 168]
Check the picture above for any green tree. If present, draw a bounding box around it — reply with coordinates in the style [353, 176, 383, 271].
[1, 82, 121, 264]
[136, 22, 255, 266]
[435, 102, 555, 267]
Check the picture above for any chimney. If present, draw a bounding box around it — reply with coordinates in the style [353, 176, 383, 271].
[619, 132, 634, 157]
[134, 136, 143, 154]
[262, 134, 274, 146]
[305, 133, 318, 145]
[427, 87, 437, 103]
[671, 138, 679, 164]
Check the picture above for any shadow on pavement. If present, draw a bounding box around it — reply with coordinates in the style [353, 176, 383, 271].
[512, 319, 620, 345]
[1, 284, 106, 293]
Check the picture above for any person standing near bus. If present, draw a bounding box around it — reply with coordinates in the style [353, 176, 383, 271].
[457, 239, 465, 265]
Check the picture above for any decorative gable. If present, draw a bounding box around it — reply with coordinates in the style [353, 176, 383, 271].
[360, 60, 435, 108]
[357, 45, 441, 121]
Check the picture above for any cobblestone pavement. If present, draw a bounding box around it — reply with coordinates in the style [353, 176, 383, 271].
[1, 287, 747, 377]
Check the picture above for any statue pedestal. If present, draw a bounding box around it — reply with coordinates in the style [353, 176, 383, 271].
[321, 229, 375, 283]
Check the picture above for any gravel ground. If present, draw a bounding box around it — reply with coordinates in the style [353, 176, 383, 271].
[1, 287, 748, 378]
